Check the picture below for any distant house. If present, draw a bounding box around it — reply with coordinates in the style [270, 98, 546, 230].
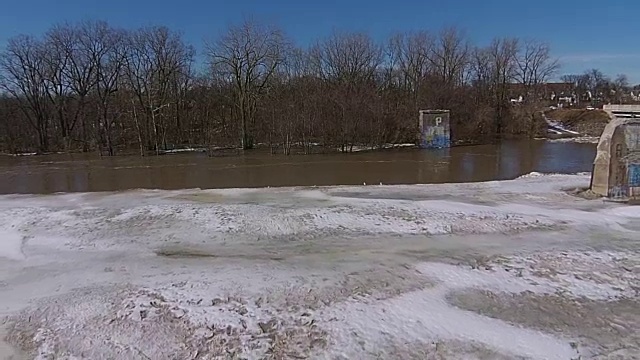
[506, 83, 527, 102]
[510, 95, 524, 104]
[506, 82, 574, 104]
[543, 82, 574, 100]
[556, 94, 575, 106]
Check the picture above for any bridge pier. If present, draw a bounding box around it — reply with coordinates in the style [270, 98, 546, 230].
[591, 105, 640, 200]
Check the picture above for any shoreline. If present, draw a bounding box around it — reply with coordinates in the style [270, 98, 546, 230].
[0, 137, 597, 158]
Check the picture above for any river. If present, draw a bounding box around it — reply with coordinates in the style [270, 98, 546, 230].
[0, 140, 596, 194]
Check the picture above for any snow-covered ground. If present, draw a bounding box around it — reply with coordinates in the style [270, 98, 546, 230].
[543, 113, 601, 143]
[338, 143, 417, 153]
[1, 173, 639, 359]
[543, 136, 600, 144]
[546, 120, 580, 136]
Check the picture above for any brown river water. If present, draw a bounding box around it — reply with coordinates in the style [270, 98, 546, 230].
[0, 140, 596, 194]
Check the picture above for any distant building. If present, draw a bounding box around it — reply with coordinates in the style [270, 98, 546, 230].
[542, 82, 574, 100]
[506, 82, 574, 104]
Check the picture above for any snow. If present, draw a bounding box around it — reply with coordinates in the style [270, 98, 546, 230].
[316, 250, 637, 359]
[606, 205, 640, 218]
[320, 282, 577, 360]
[0, 152, 38, 157]
[0, 229, 24, 261]
[545, 136, 600, 144]
[1, 173, 639, 359]
[159, 147, 207, 154]
[542, 114, 600, 143]
[338, 143, 416, 152]
[545, 116, 581, 135]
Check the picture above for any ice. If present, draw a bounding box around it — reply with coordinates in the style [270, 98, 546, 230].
[317, 254, 637, 359]
[337, 143, 416, 152]
[545, 136, 600, 144]
[0, 229, 24, 261]
[320, 286, 577, 360]
[0, 173, 638, 359]
[545, 117, 582, 135]
[607, 205, 640, 218]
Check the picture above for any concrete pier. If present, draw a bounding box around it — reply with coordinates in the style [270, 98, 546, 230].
[591, 105, 640, 199]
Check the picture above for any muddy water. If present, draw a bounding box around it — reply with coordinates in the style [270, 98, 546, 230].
[0, 140, 596, 194]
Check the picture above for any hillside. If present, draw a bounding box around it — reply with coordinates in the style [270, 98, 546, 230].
[545, 109, 611, 137]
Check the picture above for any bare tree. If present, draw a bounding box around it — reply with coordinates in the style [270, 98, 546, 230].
[312, 31, 383, 150]
[42, 25, 74, 147]
[470, 47, 492, 102]
[561, 74, 580, 93]
[123, 26, 194, 155]
[515, 40, 559, 101]
[86, 22, 126, 155]
[316, 31, 382, 83]
[387, 31, 433, 98]
[264, 47, 310, 154]
[0, 35, 51, 151]
[583, 69, 609, 102]
[0, 19, 599, 154]
[612, 74, 629, 103]
[207, 19, 288, 149]
[487, 38, 519, 136]
[429, 27, 469, 87]
[561, 73, 590, 103]
[0, 95, 23, 153]
[171, 51, 194, 145]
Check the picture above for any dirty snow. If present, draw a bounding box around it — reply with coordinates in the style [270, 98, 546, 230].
[544, 136, 601, 144]
[1, 173, 639, 359]
[0, 229, 24, 261]
[338, 143, 417, 153]
[546, 119, 581, 136]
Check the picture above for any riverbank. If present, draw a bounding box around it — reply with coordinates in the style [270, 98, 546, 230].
[1, 173, 638, 359]
[0, 135, 585, 158]
[537, 136, 600, 144]
[546, 109, 610, 137]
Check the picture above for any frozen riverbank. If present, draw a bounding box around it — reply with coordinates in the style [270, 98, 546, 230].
[1, 174, 639, 359]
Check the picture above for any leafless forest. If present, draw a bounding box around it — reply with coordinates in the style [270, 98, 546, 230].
[0, 19, 572, 155]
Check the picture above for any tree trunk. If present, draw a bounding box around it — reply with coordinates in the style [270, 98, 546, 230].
[132, 100, 145, 157]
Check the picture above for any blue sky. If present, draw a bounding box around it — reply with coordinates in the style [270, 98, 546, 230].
[1, 0, 639, 83]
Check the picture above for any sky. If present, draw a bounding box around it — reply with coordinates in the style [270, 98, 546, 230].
[1, 0, 639, 83]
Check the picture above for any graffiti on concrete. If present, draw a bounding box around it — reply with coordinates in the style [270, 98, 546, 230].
[419, 110, 451, 149]
[609, 185, 627, 199]
[621, 124, 640, 198]
[628, 164, 640, 187]
[590, 107, 640, 199]
[424, 123, 450, 148]
[594, 120, 640, 199]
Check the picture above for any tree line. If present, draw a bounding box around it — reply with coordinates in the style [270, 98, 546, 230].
[560, 70, 638, 105]
[0, 19, 564, 155]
